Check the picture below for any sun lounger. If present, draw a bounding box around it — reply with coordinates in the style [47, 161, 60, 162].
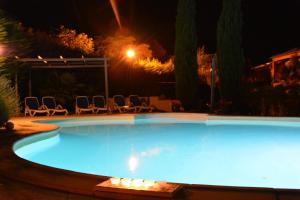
[25, 97, 50, 116]
[42, 96, 68, 116]
[92, 95, 108, 113]
[75, 96, 93, 114]
[129, 95, 154, 112]
[113, 95, 135, 113]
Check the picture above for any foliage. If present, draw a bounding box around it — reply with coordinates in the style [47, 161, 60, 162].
[135, 58, 174, 74]
[197, 47, 215, 85]
[0, 98, 8, 126]
[0, 11, 29, 53]
[0, 77, 19, 118]
[217, 0, 245, 103]
[25, 28, 59, 56]
[174, 0, 199, 110]
[0, 10, 29, 75]
[57, 26, 94, 55]
[36, 71, 87, 111]
[0, 10, 20, 124]
[24, 26, 95, 57]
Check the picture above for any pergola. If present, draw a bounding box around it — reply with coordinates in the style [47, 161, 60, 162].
[252, 48, 300, 83]
[270, 48, 300, 80]
[19, 57, 110, 103]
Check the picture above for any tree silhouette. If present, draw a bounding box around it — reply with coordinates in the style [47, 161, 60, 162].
[174, 0, 199, 110]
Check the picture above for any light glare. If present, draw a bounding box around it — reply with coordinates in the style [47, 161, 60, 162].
[128, 156, 138, 172]
[126, 49, 135, 58]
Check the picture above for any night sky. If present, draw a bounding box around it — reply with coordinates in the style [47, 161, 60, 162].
[0, 0, 299, 65]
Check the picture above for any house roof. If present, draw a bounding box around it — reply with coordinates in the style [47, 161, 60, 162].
[271, 48, 300, 62]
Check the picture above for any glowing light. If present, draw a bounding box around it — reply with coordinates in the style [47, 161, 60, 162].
[0, 44, 6, 56]
[37, 55, 43, 59]
[144, 180, 155, 187]
[110, 177, 121, 185]
[126, 49, 135, 59]
[132, 179, 143, 187]
[121, 178, 132, 187]
[128, 156, 138, 172]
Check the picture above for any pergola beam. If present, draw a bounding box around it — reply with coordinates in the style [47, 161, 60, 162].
[18, 57, 110, 106]
[31, 65, 107, 69]
[20, 57, 108, 62]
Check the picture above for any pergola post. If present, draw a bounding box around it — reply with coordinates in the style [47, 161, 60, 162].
[15, 72, 19, 97]
[210, 54, 217, 111]
[104, 57, 109, 109]
[28, 67, 32, 96]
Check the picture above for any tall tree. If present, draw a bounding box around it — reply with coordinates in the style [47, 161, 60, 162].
[174, 0, 199, 110]
[217, 0, 244, 105]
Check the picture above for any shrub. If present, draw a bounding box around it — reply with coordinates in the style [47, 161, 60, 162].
[0, 76, 20, 120]
[0, 97, 8, 127]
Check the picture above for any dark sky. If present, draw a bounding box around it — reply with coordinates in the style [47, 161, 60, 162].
[0, 0, 299, 64]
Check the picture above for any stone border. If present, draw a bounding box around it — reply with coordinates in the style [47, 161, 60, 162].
[0, 114, 300, 200]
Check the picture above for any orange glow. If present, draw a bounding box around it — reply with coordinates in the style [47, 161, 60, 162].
[109, 0, 122, 28]
[126, 49, 136, 58]
[135, 58, 174, 74]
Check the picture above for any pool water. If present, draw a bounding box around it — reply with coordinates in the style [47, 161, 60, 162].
[14, 116, 300, 189]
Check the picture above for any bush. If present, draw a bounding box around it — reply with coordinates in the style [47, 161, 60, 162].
[0, 76, 20, 122]
[0, 97, 8, 127]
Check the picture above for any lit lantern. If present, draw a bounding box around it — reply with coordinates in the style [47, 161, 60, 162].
[110, 177, 121, 185]
[144, 180, 155, 187]
[132, 179, 143, 188]
[121, 178, 132, 187]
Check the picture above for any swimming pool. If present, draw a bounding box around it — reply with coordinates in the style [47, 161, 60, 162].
[13, 114, 300, 190]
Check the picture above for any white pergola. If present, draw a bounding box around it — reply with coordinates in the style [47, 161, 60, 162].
[18, 57, 110, 103]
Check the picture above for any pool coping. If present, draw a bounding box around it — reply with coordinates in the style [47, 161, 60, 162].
[1, 113, 300, 200]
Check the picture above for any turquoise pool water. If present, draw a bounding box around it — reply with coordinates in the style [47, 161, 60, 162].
[14, 115, 300, 189]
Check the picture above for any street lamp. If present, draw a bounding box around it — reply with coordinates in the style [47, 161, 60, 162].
[125, 48, 136, 93]
[126, 49, 135, 59]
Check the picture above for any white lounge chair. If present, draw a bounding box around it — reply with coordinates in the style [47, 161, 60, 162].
[129, 95, 154, 112]
[75, 96, 93, 114]
[42, 96, 68, 116]
[92, 95, 108, 114]
[25, 97, 50, 116]
[113, 95, 135, 113]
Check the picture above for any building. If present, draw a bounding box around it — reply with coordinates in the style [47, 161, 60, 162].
[252, 48, 300, 87]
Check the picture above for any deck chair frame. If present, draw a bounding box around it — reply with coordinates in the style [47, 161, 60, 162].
[129, 95, 154, 112]
[25, 97, 50, 116]
[42, 96, 68, 116]
[113, 95, 135, 113]
[75, 96, 94, 114]
[92, 95, 108, 114]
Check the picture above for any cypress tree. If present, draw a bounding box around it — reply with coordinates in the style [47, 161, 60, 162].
[174, 0, 199, 110]
[217, 0, 244, 105]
